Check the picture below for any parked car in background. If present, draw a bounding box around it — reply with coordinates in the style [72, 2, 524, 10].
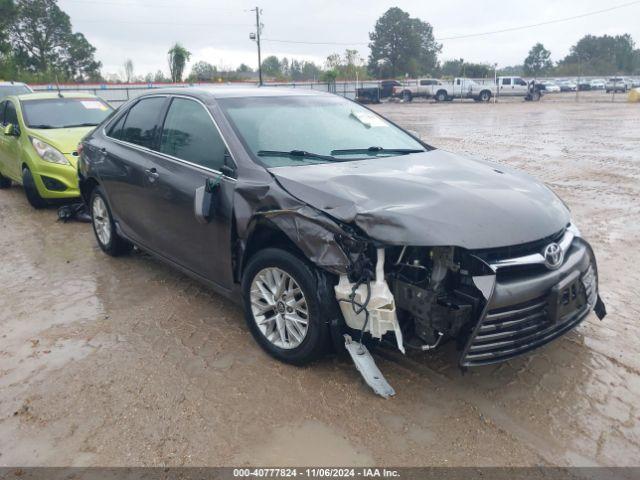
[629, 78, 640, 88]
[78, 86, 605, 369]
[577, 80, 592, 91]
[539, 80, 560, 93]
[589, 79, 606, 90]
[0, 81, 32, 101]
[356, 80, 402, 104]
[605, 77, 630, 93]
[558, 80, 578, 92]
[0, 92, 113, 208]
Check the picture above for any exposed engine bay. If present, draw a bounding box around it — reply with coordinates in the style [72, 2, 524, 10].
[334, 242, 492, 356]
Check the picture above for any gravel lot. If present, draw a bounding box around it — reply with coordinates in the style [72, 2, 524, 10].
[0, 92, 638, 467]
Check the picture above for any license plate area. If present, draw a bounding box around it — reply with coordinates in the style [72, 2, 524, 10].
[548, 270, 587, 323]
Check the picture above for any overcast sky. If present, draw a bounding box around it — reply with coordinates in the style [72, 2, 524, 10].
[58, 0, 640, 78]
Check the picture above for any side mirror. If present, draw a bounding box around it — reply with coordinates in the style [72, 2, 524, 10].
[4, 124, 15, 136]
[194, 176, 222, 224]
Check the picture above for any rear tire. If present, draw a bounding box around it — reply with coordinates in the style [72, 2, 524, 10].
[90, 186, 133, 256]
[435, 90, 447, 102]
[22, 167, 47, 209]
[242, 248, 331, 365]
[0, 172, 11, 189]
[479, 90, 491, 102]
[402, 90, 412, 102]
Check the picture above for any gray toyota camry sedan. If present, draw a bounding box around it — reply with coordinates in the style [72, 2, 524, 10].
[78, 86, 606, 368]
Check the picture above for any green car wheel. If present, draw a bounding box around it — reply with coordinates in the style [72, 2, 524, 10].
[22, 167, 47, 209]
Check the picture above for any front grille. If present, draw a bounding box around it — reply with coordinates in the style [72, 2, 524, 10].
[461, 265, 595, 366]
[472, 227, 566, 264]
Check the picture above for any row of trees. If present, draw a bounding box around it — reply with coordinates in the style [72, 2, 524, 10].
[0, 0, 102, 82]
[522, 35, 640, 77]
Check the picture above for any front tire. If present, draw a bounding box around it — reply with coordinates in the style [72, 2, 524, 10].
[22, 167, 47, 209]
[90, 186, 133, 256]
[242, 248, 331, 365]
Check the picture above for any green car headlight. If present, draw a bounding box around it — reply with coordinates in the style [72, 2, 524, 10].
[30, 137, 70, 165]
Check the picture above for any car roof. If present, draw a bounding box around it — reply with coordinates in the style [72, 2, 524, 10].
[15, 91, 102, 101]
[138, 85, 330, 100]
[0, 81, 29, 86]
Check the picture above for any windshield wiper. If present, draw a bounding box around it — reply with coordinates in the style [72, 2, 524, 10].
[62, 123, 99, 128]
[29, 124, 55, 129]
[331, 146, 425, 156]
[257, 150, 337, 162]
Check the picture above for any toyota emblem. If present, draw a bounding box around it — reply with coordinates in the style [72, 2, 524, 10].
[543, 243, 564, 269]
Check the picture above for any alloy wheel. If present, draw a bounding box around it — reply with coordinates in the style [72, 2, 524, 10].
[250, 267, 309, 349]
[92, 195, 112, 246]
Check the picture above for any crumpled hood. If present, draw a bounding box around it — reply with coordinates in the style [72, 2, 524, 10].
[268, 150, 570, 249]
[30, 127, 94, 155]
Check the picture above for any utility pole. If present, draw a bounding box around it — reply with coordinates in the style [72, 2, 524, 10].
[250, 7, 263, 86]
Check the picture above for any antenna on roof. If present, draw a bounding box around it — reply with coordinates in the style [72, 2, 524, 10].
[54, 75, 63, 98]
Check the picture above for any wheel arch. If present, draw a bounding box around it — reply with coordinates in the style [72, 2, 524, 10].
[80, 176, 100, 205]
[237, 218, 308, 282]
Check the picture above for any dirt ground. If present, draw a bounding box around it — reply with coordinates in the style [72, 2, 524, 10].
[0, 92, 638, 468]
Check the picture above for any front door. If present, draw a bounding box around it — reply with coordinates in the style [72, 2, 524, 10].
[0, 100, 23, 181]
[143, 96, 236, 289]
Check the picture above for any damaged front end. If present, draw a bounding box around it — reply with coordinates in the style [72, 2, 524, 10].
[333, 224, 606, 375]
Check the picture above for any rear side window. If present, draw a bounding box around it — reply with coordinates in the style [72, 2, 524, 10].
[0, 101, 5, 125]
[159, 98, 226, 171]
[119, 97, 166, 149]
[107, 112, 127, 140]
[502, 78, 512, 85]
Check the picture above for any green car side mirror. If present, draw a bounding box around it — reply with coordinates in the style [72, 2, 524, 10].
[3, 124, 15, 136]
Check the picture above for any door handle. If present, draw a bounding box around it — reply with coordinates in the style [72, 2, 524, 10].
[145, 167, 159, 183]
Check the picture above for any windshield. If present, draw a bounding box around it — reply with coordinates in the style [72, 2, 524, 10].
[217, 95, 426, 167]
[21, 97, 112, 128]
[0, 85, 31, 100]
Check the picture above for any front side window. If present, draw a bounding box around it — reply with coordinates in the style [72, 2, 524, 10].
[4, 101, 18, 126]
[218, 95, 425, 168]
[120, 97, 166, 149]
[21, 98, 112, 129]
[159, 98, 226, 171]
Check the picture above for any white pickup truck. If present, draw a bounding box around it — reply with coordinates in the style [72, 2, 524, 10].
[394, 77, 495, 102]
[494, 76, 530, 97]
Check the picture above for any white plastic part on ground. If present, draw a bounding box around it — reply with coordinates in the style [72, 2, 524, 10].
[343, 334, 395, 398]
[334, 248, 405, 353]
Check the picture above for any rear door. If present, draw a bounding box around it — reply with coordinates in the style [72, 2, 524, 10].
[98, 96, 169, 244]
[499, 77, 513, 96]
[143, 96, 236, 288]
[512, 77, 529, 96]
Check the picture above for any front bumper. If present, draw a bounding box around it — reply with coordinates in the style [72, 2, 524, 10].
[460, 236, 604, 366]
[31, 154, 80, 199]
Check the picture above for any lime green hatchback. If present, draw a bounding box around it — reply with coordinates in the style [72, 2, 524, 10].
[0, 92, 113, 208]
